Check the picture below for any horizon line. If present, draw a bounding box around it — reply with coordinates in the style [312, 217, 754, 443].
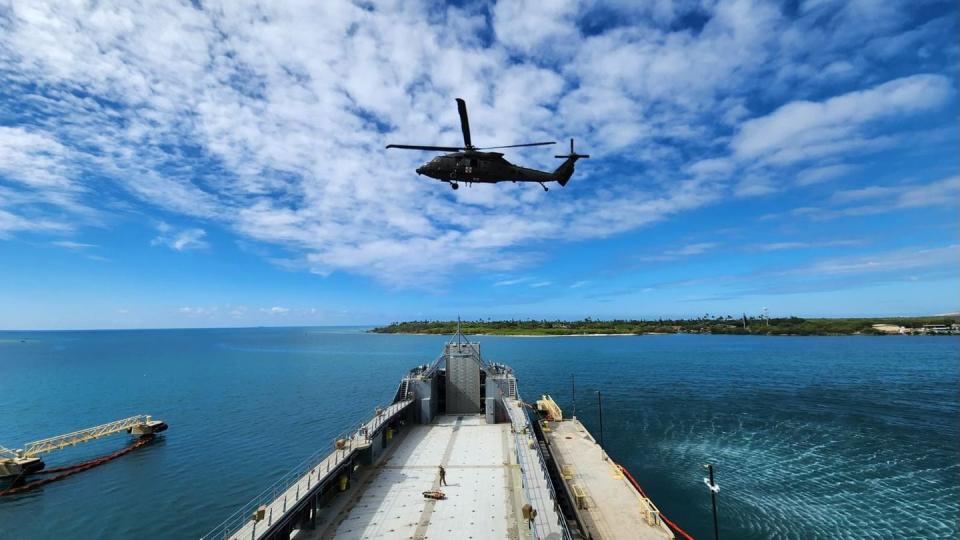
[1, 313, 957, 333]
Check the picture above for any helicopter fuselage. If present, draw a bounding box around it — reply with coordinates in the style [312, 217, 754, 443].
[387, 98, 587, 191]
[415, 150, 557, 185]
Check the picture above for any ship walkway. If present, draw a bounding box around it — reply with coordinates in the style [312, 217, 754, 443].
[544, 419, 674, 539]
[1, 415, 167, 481]
[9, 415, 163, 458]
[203, 399, 414, 540]
[504, 398, 570, 539]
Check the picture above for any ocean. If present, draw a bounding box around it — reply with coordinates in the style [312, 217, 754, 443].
[0, 328, 957, 539]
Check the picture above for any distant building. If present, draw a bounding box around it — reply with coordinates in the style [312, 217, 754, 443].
[922, 324, 952, 334]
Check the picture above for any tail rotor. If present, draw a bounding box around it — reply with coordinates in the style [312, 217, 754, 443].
[552, 138, 589, 187]
[555, 138, 590, 159]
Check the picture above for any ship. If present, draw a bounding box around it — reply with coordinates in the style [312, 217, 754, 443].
[203, 328, 684, 539]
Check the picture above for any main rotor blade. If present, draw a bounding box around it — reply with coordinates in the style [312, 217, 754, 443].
[456, 98, 472, 148]
[385, 144, 463, 151]
[476, 141, 556, 150]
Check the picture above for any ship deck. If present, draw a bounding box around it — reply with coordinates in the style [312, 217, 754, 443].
[544, 419, 674, 539]
[296, 412, 562, 540]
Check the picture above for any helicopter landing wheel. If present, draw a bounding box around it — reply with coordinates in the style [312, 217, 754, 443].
[450, 182, 459, 190]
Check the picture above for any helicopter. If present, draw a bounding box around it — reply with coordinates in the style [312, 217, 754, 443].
[386, 98, 589, 191]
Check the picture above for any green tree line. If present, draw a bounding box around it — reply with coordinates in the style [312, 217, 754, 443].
[370, 316, 958, 336]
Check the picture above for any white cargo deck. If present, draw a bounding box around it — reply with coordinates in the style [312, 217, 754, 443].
[298, 412, 564, 540]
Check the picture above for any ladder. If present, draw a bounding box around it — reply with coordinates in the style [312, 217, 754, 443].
[507, 378, 517, 398]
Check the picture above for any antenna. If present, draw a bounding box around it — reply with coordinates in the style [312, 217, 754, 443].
[456, 315, 464, 349]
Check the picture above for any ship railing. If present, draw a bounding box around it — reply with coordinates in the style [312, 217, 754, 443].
[202, 400, 412, 540]
[530, 428, 574, 539]
[511, 421, 545, 540]
[506, 395, 573, 540]
[358, 400, 412, 443]
[201, 428, 357, 540]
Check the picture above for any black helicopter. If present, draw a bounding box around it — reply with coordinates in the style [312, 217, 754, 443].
[386, 98, 588, 191]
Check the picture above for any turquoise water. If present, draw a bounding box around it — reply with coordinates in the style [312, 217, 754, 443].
[0, 329, 957, 539]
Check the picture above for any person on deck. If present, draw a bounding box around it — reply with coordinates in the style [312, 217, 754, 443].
[522, 503, 537, 529]
[438, 465, 447, 486]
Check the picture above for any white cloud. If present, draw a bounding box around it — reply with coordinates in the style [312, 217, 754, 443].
[493, 0, 581, 56]
[733, 74, 951, 163]
[796, 163, 855, 186]
[494, 277, 531, 287]
[179, 306, 217, 316]
[746, 240, 861, 251]
[829, 185, 901, 205]
[151, 224, 208, 251]
[672, 242, 718, 256]
[52, 240, 97, 250]
[260, 306, 290, 315]
[0, 1, 953, 288]
[786, 244, 959, 277]
[639, 242, 719, 262]
[784, 175, 960, 220]
[0, 127, 76, 190]
[0, 208, 72, 238]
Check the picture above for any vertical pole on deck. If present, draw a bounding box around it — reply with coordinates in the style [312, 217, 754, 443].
[571, 374, 576, 419]
[705, 463, 720, 540]
[596, 390, 604, 448]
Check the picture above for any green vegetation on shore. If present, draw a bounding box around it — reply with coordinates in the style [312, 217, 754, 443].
[371, 316, 959, 336]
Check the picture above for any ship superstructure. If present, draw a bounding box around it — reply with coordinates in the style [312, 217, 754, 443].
[204, 329, 677, 540]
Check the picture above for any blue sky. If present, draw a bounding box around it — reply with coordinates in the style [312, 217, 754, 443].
[0, 0, 957, 329]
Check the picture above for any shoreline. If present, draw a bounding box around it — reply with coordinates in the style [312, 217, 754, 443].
[369, 331, 958, 337]
[369, 331, 666, 337]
